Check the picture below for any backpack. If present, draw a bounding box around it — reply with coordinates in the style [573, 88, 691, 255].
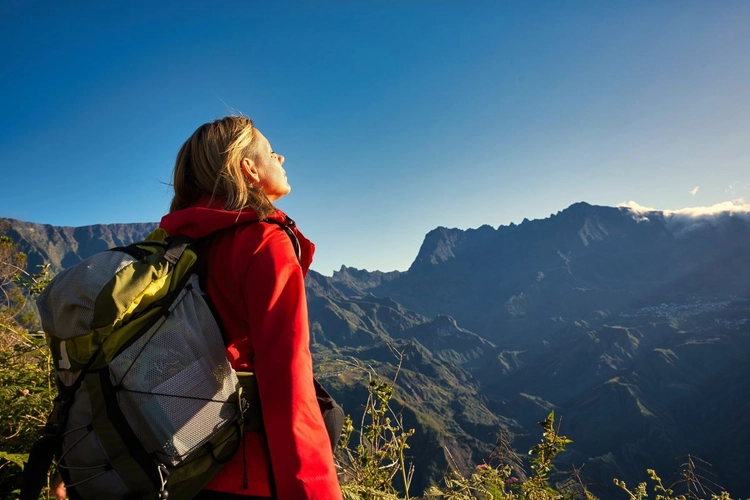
[21, 227, 254, 500]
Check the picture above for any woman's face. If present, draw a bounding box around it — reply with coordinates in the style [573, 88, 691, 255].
[244, 129, 290, 202]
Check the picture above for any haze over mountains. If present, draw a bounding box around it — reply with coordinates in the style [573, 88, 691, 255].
[3, 202, 750, 497]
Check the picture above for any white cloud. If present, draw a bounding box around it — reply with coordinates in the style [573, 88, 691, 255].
[663, 200, 750, 217]
[617, 201, 658, 221]
[690, 186, 699, 196]
[618, 200, 750, 237]
[618, 201, 658, 214]
[618, 199, 750, 217]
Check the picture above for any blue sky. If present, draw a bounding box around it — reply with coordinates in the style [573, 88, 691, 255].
[2, 1, 749, 275]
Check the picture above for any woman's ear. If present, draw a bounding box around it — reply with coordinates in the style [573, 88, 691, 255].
[241, 157, 261, 184]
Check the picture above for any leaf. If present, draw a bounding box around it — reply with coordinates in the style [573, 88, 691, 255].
[538, 411, 555, 429]
[0, 451, 29, 468]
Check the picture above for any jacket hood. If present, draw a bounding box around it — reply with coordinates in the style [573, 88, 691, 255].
[159, 199, 315, 273]
[160, 205, 270, 240]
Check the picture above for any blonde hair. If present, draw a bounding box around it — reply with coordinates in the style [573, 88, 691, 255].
[169, 115, 275, 217]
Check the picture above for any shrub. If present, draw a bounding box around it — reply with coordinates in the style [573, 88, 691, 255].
[0, 235, 55, 499]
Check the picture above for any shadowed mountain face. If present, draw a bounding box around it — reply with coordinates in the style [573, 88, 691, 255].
[357, 202, 750, 346]
[4, 203, 750, 497]
[1, 218, 158, 274]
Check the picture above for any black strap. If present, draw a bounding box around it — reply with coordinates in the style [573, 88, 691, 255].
[19, 435, 57, 500]
[20, 369, 89, 500]
[260, 218, 301, 264]
[98, 369, 162, 487]
[164, 235, 191, 265]
[314, 379, 344, 450]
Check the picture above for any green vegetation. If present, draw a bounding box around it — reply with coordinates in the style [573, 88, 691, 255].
[336, 365, 745, 500]
[0, 234, 55, 498]
[0, 233, 746, 500]
[615, 468, 736, 500]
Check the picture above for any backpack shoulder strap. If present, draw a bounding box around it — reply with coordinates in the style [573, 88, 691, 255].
[20, 435, 56, 500]
[161, 218, 299, 264]
[164, 235, 192, 265]
[260, 218, 301, 264]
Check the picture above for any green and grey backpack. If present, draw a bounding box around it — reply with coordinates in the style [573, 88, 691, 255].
[21, 228, 257, 500]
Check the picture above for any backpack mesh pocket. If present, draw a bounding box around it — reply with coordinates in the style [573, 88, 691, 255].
[109, 274, 239, 465]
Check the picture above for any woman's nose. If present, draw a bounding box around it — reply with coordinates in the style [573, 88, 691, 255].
[277, 154, 285, 165]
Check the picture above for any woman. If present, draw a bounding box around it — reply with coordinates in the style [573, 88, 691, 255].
[160, 115, 342, 499]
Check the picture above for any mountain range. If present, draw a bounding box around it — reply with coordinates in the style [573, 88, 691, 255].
[3, 202, 749, 497]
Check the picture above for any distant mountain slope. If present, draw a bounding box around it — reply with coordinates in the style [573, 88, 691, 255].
[1, 218, 157, 274]
[334, 202, 750, 346]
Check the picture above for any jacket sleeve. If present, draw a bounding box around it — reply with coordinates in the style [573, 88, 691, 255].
[241, 226, 342, 500]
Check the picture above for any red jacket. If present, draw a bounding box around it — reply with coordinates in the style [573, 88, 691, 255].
[160, 202, 342, 500]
